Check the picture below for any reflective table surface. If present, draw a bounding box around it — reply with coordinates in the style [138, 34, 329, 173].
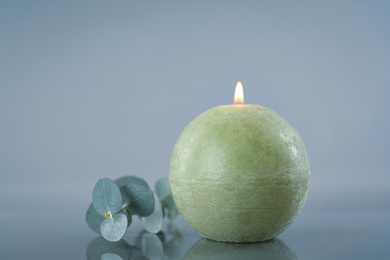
[1, 210, 389, 259]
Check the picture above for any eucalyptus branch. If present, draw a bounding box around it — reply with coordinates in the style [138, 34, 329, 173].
[86, 176, 180, 242]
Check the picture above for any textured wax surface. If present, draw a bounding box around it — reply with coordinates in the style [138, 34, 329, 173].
[169, 105, 310, 242]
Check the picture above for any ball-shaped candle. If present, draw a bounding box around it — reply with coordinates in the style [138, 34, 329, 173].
[169, 82, 310, 242]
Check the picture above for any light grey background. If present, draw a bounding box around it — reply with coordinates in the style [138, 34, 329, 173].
[1, 0, 389, 214]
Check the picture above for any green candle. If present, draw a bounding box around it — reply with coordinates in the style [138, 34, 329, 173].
[169, 82, 310, 242]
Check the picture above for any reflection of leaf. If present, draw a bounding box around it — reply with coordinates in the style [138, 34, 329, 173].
[101, 214, 128, 242]
[133, 256, 150, 260]
[163, 236, 185, 260]
[155, 177, 171, 200]
[93, 178, 123, 215]
[101, 253, 124, 260]
[86, 237, 133, 260]
[135, 230, 164, 252]
[130, 246, 144, 259]
[86, 203, 104, 234]
[141, 192, 163, 233]
[115, 176, 149, 188]
[141, 233, 163, 260]
[120, 184, 154, 217]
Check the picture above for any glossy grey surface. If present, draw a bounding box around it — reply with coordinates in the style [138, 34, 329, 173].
[1, 210, 389, 259]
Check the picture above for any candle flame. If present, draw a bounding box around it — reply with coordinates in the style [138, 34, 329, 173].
[234, 81, 244, 104]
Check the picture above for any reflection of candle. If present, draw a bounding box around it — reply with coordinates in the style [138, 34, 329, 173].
[169, 82, 310, 242]
[184, 238, 298, 260]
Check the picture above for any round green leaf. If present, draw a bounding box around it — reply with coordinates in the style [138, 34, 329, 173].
[86, 237, 133, 260]
[168, 207, 180, 220]
[86, 203, 104, 234]
[93, 178, 123, 215]
[162, 193, 177, 211]
[101, 213, 128, 242]
[115, 176, 149, 188]
[123, 209, 132, 228]
[155, 177, 171, 200]
[120, 184, 154, 217]
[141, 192, 163, 233]
[101, 253, 123, 260]
[167, 222, 182, 237]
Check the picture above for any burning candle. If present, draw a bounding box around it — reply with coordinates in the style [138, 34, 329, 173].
[169, 82, 310, 242]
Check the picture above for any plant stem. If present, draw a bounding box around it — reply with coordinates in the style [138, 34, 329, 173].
[116, 204, 129, 214]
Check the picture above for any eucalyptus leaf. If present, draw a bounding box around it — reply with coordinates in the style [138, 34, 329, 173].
[162, 193, 177, 211]
[93, 178, 123, 215]
[86, 203, 104, 234]
[141, 192, 163, 234]
[101, 213, 128, 242]
[120, 184, 154, 217]
[101, 253, 123, 260]
[155, 178, 177, 211]
[123, 208, 132, 228]
[86, 237, 133, 260]
[115, 176, 149, 188]
[167, 222, 182, 237]
[154, 177, 171, 200]
[168, 208, 180, 220]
